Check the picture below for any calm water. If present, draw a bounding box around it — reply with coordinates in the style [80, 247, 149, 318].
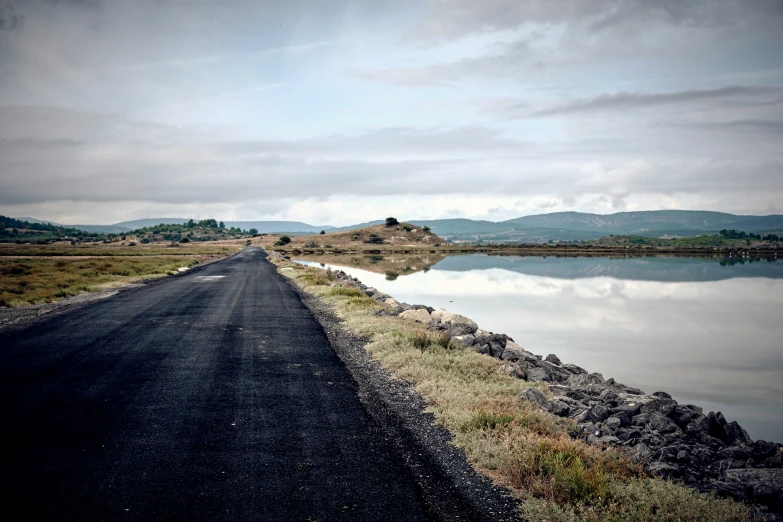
[297, 254, 783, 442]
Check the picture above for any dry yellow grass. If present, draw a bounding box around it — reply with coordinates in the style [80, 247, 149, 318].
[0, 252, 230, 307]
[254, 223, 443, 251]
[0, 240, 243, 257]
[273, 258, 760, 522]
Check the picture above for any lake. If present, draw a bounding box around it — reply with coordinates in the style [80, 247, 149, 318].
[295, 253, 783, 443]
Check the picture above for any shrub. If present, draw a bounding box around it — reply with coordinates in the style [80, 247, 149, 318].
[406, 330, 454, 351]
[462, 411, 516, 432]
[128, 242, 136, 246]
[327, 286, 364, 298]
[423, 226, 431, 232]
[278, 236, 291, 244]
[385, 217, 399, 227]
[304, 240, 319, 248]
[299, 273, 329, 286]
[402, 224, 413, 232]
[180, 237, 190, 243]
[326, 267, 335, 281]
[364, 234, 384, 244]
[320, 230, 325, 235]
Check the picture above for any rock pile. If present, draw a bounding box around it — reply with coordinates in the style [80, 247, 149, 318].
[325, 269, 783, 514]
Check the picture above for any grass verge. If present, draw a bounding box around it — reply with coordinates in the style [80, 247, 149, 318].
[0, 256, 204, 307]
[272, 258, 762, 522]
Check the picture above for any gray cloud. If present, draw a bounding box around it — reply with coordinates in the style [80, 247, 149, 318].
[532, 86, 783, 116]
[1, 0, 782, 222]
[0, 1, 23, 31]
[408, 0, 783, 41]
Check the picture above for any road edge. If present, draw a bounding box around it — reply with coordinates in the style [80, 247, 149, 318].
[285, 271, 523, 522]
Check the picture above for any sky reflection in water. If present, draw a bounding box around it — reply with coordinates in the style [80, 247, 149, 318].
[298, 254, 783, 442]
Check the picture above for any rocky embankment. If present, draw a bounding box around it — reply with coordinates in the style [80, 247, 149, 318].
[324, 267, 783, 515]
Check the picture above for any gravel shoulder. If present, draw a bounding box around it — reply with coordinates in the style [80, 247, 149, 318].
[290, 279, 523, 521]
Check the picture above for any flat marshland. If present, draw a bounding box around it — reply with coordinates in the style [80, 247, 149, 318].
[0, 240, 245, 307]
[273, 258, 762, 522]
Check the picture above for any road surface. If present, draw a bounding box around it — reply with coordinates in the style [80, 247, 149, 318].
[0, 248, 431, 521]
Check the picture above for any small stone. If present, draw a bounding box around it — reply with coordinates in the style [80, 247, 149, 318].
[548, 400, 570, 417]
[640, 397, 677, 417]
[520, 388, 549, 410]
[602, 416, 623, 432]
[498, 363, 526, 380]
[587, 404, 610, 422]
[723, 421, 752, 446]
[526, 367, 551, 382]
[648, 462, 681, 478]
[544, 354, 562, 365]
[648, 412, 681, 434]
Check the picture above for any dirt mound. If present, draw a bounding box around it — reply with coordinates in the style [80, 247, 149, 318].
[258, 223, 445, 250]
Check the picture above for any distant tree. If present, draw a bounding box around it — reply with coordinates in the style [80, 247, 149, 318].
[248, 228, 258, 235]
[199, 218, 218, 228]
[187, 219, 195, 228]
[219, 221, 225, 229]
[385, 217, 399, 227]
[320, 230, 325, 235]
[278, 236, 291, 244]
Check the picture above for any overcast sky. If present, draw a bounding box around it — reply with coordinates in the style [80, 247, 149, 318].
[1, 0, 782, 225]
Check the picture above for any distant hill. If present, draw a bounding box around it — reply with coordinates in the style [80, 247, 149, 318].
[17, 217, 334, 235]
[113, 219, 332, 234]
[13, 210, 783, 244]
[501, 210, 783, 235]
[422, 211, 783, 243]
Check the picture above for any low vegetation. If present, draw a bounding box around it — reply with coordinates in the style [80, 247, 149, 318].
[256, 219, 443, 252]
[590, 233, 781, 249]
[272, 258, 762, 521]
[0, 242, 240, 257]
[0, 215, 104, 244]
[0, 236, 247, 307]
[0, 256, 206, 307]
[0, 215, 256, 245]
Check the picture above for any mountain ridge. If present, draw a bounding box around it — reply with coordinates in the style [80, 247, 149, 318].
[13, 210, 783, 243]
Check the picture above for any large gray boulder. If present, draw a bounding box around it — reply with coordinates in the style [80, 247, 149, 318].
[432, 309, 478, 335]
[726, 468, 783, 508]
[398, 308, 431, 323]
[452, 334, 475, 348]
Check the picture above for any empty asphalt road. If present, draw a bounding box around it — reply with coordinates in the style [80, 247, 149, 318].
[0, 248, 431, 521]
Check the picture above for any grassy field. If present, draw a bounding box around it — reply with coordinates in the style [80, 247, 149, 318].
[0, 241, 243, 257]
[0, 256, 209, 307]
[272, 258, 761, 521]
[0, 239, 246, 307]
[589, 235, 778, 249]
